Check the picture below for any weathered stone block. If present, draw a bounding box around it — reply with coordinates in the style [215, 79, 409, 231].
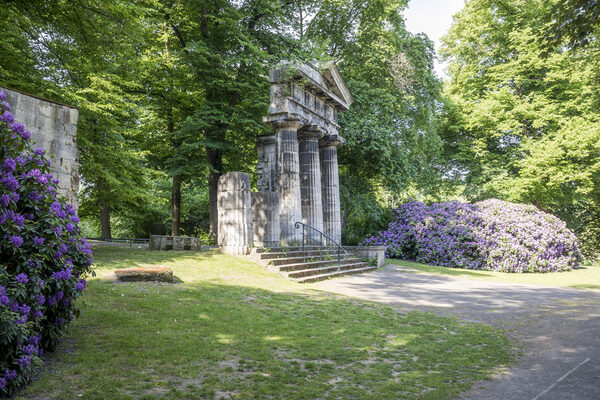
[252, 192, 280, 247]
[257, 135, 277, 192]
[345, 246, 386, 267]
[115, 266, 173, 283]
[217, 172, 251, 192]
[217, 172, 253, 255]
[149, 235, 202, 251]
[2, 87, 79, 210]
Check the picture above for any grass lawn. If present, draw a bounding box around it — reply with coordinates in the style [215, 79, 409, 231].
[391, 259, 600, 290]
[16, 246, 513, 400]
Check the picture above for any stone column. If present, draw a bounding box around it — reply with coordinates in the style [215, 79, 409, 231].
[256, 135, 277, 192]
[320, 135, 343, 244]
[217, 172, 253, 255]
[272, 119, 303, 245]
[252, 192, 280, 247]
[298, 128, 324, 242]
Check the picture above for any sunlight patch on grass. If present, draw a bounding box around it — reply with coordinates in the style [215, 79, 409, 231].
[391, 259, 600, 290]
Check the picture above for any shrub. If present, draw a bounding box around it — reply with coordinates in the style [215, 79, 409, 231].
[362, 199, 582, 272]
[0, 91, 94, 396]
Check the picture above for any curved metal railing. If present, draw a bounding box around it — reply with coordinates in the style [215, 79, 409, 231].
[294, 222, 349, 267]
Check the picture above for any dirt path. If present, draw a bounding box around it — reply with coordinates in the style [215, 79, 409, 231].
[314, 264, 600, 400]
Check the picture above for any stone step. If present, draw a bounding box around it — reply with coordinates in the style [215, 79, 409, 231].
[252, 246, 336, 254]
[268, 254, 354, 267]
[276, 258, 364, 271]
[293, 265, 377, 283]
[258, 249, 342, 260]
[285, 262, 369, 279]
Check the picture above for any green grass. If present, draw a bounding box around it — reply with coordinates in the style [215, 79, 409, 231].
[391, 259, 600, 290]
[17, 246, 513, 400]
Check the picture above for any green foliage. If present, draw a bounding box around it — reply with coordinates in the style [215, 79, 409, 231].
[440, 0, 600, 257]
[0, 96, 94, 396]
[340, 174, 393, 245]
[546, 0, 600, 49]
[2, 0, 443, 244]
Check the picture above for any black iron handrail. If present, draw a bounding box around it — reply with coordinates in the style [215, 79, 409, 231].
[294, 222, 349, 268]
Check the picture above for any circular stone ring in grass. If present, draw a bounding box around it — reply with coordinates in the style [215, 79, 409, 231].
[115, 266, 173, 283]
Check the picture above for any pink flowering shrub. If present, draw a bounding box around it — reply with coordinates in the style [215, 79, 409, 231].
[362, 199, 582, 272]
[0, 91, 93, 396]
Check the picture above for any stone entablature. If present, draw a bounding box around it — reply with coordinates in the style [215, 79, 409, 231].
[265, 61, 352, 138]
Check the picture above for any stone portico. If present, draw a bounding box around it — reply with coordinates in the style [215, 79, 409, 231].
[218, 61, 352, 253]
[258, 61, 353, 245]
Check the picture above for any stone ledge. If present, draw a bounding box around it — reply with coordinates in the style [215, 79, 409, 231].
[344, 246, 386, 267]
[115, 266, 173, 283]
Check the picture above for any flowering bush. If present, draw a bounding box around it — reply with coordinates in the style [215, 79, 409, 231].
[362, 199, 582, 272]
[0, 91, 93, 396]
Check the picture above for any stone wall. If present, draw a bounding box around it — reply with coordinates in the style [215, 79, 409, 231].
[345, 246, 387, 267]
[149, 235, 202, 251]
[2, 87, 79, 210]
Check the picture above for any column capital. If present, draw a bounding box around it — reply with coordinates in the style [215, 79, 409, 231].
[298, 125, 326, 142]
[257, 134, 277, 146]
[319, 133, 346, 148]
[263, 113, 305, 130]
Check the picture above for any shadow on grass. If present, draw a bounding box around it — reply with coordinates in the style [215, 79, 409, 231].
[20, 278, 514, 400]
[569, 284, 600, 290]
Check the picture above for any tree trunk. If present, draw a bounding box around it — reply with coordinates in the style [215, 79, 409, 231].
[207, 146, 223, 242]
[172, 174, 181, 236]
[166, 107, 183, 237]
[100, 203, 112, 239]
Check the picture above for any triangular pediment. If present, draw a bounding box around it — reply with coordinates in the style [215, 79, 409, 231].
[270, 61, 353, 110]
[320, 63, 353, 110]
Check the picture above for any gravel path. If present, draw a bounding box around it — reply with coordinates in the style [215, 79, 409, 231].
[314, 264, 600, 400]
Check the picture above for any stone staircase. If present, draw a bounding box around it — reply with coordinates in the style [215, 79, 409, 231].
[249, 246, 376, 283]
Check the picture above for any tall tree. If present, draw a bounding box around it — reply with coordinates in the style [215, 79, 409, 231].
[440, 0, 600, 255]
[1, 0, 154, 238]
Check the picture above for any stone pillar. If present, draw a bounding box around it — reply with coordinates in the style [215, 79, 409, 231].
[217, 172, 253, 255]
[256, 135, 277, 192]
[320, 136, 342, 244]
[298, 128, 324, 242]
[272, 119, 303, 245]
[252, 192, 280, 247]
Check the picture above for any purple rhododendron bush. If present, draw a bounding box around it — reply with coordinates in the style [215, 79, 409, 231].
[0, 91, 93, 396]
[362, 199, 582, 273]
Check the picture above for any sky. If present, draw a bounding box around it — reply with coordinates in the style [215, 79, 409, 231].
[403, 0, 466, 79]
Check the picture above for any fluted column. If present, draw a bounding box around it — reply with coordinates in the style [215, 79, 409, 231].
[272, 119, 303, 245]
[320, 135, 343, 244]
[217, 172, 253, 255]
[298, 129, 325, 241]
[256, 135, 277, 192]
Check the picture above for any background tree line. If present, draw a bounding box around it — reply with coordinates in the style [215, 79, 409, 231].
[1, 0, 598, 257]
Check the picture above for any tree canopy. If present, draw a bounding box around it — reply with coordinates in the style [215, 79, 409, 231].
[440, 0, 600, 256]
[3, 0, 598, 256]
[1, 0, 442, 244]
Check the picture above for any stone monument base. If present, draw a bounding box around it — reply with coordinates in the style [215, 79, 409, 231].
[115, 266, 173, 282]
